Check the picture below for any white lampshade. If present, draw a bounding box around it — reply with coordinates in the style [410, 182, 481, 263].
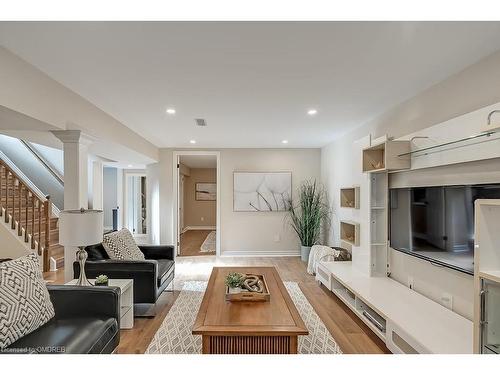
[59, 209, 104, 246]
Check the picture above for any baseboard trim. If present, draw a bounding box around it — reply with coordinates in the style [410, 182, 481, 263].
[183, 226, 216, 232]
[221, 250, 300, 257]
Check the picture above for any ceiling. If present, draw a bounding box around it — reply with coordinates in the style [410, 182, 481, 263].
[180, 155, 217, 168]
[1, 22, 500, 149]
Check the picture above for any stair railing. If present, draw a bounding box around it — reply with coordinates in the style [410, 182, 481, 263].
[0, 159, 51, 271]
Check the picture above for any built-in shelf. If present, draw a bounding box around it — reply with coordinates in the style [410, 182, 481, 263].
[362, 140, 411, 173]
[340, 220, 360, 246]
[369, 171, 388, 277]
[340, 186, 360, 209]
[473, 200, 500, 353]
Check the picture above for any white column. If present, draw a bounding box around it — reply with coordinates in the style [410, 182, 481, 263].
[51, 130, 92, 281]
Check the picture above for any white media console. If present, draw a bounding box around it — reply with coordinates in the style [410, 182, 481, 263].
[316, 261, 473, 353]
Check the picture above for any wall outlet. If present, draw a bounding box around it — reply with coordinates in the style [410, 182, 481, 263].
[441, 293, 453, 310]
[274, 234, 281, 242]
[200, 216, 204, 222]
[407, 276, 414, 290]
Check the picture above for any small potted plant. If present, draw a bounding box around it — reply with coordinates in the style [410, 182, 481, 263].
[225, 272, 244, 293]
[95, 274, 109, 286]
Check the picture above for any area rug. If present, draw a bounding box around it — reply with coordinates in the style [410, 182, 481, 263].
[145, 281, 342, 354]
[200, 231, 216, 253]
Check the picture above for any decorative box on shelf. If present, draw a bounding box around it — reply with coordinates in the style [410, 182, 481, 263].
[225, 274, 270, 302]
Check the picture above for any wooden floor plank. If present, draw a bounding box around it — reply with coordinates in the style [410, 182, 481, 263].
[45, 256, 388, 354]
[179, 230, 214, 256]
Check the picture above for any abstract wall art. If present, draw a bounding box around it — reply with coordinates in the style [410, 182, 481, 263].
[233, 172, 292, 212]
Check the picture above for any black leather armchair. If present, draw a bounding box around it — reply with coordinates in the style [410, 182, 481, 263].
[74, 244, 175, 307]
[3, 285, 120, 354]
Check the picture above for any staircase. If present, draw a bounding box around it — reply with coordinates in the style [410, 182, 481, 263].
[0, 159, 63, 271]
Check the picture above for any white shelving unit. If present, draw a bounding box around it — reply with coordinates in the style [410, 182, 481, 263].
[369, 172, 389, 276]
[474, 199, 500, 354]
[362, 140, 411, 173]
[316, 261, 473, 353]
[319, 133, 475, 354]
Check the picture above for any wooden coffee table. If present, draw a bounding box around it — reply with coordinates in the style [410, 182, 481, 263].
[192, 267, 308, 354]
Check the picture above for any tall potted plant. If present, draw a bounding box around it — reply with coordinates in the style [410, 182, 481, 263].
[286, 180, 330, 262]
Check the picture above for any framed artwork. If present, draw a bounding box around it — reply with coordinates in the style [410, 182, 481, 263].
[233, 172, 292, 212]
[195, 182, 216, 201]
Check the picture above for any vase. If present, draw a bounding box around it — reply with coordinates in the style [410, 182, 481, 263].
[301, 245, 311, 262]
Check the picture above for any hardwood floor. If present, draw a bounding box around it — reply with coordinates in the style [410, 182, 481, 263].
[179, 230, 215, 256]
[44, 256, 389, 354]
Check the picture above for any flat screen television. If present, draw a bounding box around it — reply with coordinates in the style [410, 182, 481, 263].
[389, 183, 500, 275]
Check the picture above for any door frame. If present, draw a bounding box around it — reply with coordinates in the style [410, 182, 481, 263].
[172, 150, 221, 256]
[122, 169, 148, 243]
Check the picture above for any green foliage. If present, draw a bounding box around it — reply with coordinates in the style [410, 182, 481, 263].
[225, 272, 244, 288]
[286, 180, 331, 247]
[96, 274, 109, 284]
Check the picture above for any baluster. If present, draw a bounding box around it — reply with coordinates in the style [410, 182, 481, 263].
[25, 190, 30, 243]
[18, 184, 23, 236]
[3, 167, 8, 218]
[5, 171, 10, 224]
[11, 178, 17, 230]
[0, 164, 3, 217]
[10, 174, 14, 226]
[31, 195, 35, 249]
[44, 196, 50, 272]
[38, 198, 42, 255]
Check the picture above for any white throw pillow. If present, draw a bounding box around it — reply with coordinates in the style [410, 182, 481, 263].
[102, 228, 145, 261]
[0, 253, 55, 350]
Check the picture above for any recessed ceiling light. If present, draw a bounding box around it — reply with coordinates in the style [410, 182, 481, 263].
[189, 140, 196, 144]
[282, 140, 289, 144]
[307, 109, 318, 116]
[166, 108, 176, 115]
[127, 164, 133, 168]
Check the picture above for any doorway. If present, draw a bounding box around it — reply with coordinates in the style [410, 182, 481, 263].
[173, 151, 220, 257]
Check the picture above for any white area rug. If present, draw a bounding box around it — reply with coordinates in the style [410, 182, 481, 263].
[200, 231, 216, 253]
[146, 281, 342, 354]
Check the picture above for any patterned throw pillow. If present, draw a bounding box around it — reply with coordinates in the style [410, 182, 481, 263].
[0, 253, 55, 350]
[102, 228, 145, 261]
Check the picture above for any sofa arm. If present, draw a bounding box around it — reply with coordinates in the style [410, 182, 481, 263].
[48, 285, 120, 322]
[139, 245, 175, 260]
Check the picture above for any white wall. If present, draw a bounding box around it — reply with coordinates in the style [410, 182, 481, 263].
[321, 49, 500, 320]
[220, 149, 321, 256]
[30, 142, 64, 176]
[148, 148, 321, 255]
[0, 221, 30, 260]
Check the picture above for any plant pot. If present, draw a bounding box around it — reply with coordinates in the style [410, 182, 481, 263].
[95, 281, 108, 286]
[301, 246, 312, 262]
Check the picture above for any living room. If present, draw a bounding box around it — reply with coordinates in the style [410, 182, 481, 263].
[2, 1, 500, 373]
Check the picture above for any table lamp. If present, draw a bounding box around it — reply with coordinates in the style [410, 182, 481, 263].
[59, 208, 103, 286]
